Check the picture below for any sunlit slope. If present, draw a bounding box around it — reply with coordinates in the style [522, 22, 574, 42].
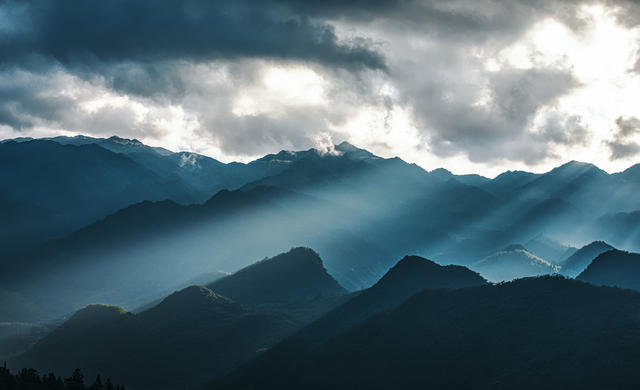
[471, 245, 559, 282]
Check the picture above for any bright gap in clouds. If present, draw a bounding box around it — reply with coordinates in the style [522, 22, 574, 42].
[483, 5, 640, 175]
[232, 66, 327, 117]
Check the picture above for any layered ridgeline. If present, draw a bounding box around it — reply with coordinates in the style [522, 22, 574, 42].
[0, 186, 387, 321]
[299, 256, 487, 342]
[0, 136, 334, 258]
[577, 250, 640, 291]
[11, 248, 349, 389]
[560, 241, 615, 277]
[524, 235, 577, 264]
[3, 135, 640, 323]
[217, 277, 640, 390]
[588, 210, 640, 252]
[1, 138, 497, 321]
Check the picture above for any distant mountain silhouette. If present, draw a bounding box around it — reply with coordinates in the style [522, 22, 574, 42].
[472, 246, 558, 282]
[481, 170, 540, 197]
[429, 168, 490, 187]
[517, 161, 637, 221]
[560, 241, 615, 277]
[578, 249, 640, 291]
[525, 234, 577, 263]
[11, 135, 277, 198]
[217, 276, 640, 390]
[299, 256, 486, 342]
[589, 211, 640, 252]
[0, 136, 337, 258]
[0, 140, 197, 257]
[208, 248, 346, 305]
[0, 186, 386, 321]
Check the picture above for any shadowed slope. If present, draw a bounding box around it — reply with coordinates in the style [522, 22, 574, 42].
[578, 250, 640, 291]
[14, 286, 297, 389]
[217, 276, 640, 390]
[208, 247, 346, 305]
[299, 256, 486, 342]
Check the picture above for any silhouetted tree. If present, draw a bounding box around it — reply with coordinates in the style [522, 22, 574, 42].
[0, 365, 122, 390]
[89, 375, 104, 390]
[64, 369, 84, 390]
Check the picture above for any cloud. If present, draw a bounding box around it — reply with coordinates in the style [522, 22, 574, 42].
[606, 116, 640, 160]
[536, 113, 590, 146]
[389, 42, 581, 164]
[0, 0, 385, 73]
[0, 0, 638, 173]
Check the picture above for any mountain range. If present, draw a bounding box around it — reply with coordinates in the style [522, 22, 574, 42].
[0, 132, 640, 390]
[2, 135, 640, 324]
[3, 134, 640, 389]
[10, 248, 346, 389]
[8, 250, 495, 389]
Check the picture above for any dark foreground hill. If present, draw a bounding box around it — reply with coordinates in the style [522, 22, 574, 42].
[13, 288, 296, 390]
[217, 276, 640, 390]
[578, 249, 640, 291]
[10, 249, 348, 389]
[300, 256, 486, 342]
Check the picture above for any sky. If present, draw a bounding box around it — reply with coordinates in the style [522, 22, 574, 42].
[1, 0, 640, 177]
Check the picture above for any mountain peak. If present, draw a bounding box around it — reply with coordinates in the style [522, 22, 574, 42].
[473, 247, 558, 282]
[107, 135, 144, 145]
[142, 285, 242, 320]
[577, 249, 640, 291]
[430, 167, 453, 178]
[333, 141, 377, 160]
[299, 255, 485, 342]
[208, 247, 346, 305]
[560, 241, 615, 277]
[375, 255, 485, 291]
[334, 141, 358, 151]
[551, 160, 606, 177]
[502, 244, 528, 252]
[69, 304, 128, 323]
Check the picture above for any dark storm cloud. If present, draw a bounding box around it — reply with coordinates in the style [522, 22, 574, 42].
[0, 0, 385, 72]
[0, 71, 74, 129]
[607, 116, 640, 160]
[280, 0, 589, 43]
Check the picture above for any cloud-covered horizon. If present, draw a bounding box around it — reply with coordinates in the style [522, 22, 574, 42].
[1, 0, 639, 176]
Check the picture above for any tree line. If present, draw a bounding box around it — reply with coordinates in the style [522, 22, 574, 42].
[0, 363, 126, 390]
